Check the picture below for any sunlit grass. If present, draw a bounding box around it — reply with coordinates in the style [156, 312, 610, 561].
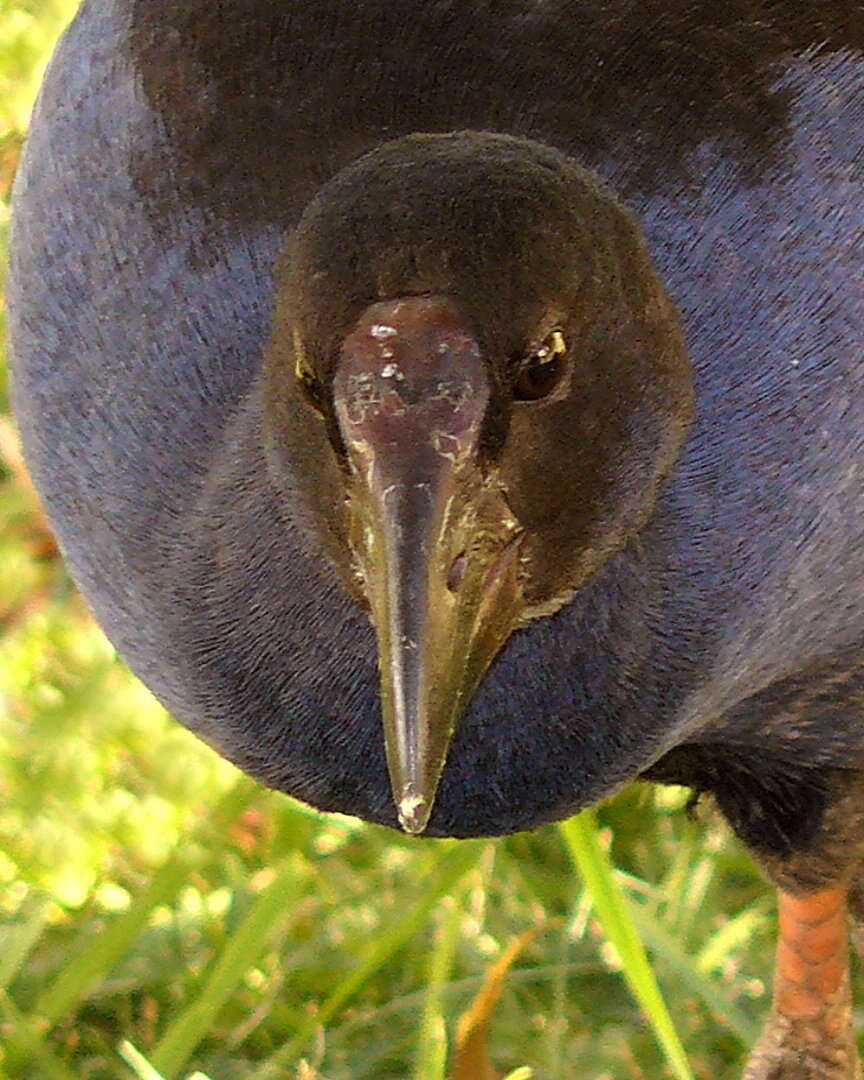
[0, 3, 810, 1078]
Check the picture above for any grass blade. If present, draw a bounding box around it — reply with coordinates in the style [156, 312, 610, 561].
[32, 780, 256, 1027]
[628, 900, 758, 1044]
[34, 851, 198, 1026]
[0, 896, 49, 990]
[119, 1040, 216, 1080]
[252, 841, 486, 1080]
[695, 901, 771, 977]
[119, 1040, 169, 1080]
[150, 854, 311, 1079]
[415, 890, 466, 1080]
[451, 925, 545, 1080]
[0, 989, 78, 1080]
[559, 812, 694, 1080]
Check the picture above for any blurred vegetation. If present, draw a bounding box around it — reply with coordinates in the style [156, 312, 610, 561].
[0, 3, 843, 1079]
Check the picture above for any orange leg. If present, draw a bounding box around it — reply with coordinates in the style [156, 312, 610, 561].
[743, 887, 861, 1079]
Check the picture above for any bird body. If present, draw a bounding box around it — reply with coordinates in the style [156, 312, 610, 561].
[11, 0, 864, 840]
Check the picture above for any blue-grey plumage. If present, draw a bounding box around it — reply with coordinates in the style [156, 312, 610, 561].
[11, 0, 864, 840]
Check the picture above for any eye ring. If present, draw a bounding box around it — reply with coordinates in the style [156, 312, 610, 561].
[294, 334, 327, 417]
[513, 330, 568, 402]
[298, 369, 327, 416]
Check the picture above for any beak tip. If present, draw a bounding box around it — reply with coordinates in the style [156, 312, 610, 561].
[397, 790, 432, 835]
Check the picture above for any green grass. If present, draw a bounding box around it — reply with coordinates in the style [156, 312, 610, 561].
[0, 4, 831, 1078]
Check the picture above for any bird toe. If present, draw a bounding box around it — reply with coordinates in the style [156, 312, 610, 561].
[742, 1011, 861, 1080]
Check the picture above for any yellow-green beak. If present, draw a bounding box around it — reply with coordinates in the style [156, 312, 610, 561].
[334, 296, 524, 834]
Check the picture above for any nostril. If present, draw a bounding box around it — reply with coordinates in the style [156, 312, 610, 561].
[447, 551, 467, 592]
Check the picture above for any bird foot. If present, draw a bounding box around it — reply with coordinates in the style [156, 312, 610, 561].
[742, 1009, 861, 1080]
[743, 887, 860, 1080]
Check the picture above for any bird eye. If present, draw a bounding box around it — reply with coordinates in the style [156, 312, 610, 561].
[513, 330, 568, 402]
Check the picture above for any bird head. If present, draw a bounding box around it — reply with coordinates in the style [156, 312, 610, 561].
[264, 132, 693, 835]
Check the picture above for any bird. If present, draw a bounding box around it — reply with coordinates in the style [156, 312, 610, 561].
[8, 0, 864, 1074]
